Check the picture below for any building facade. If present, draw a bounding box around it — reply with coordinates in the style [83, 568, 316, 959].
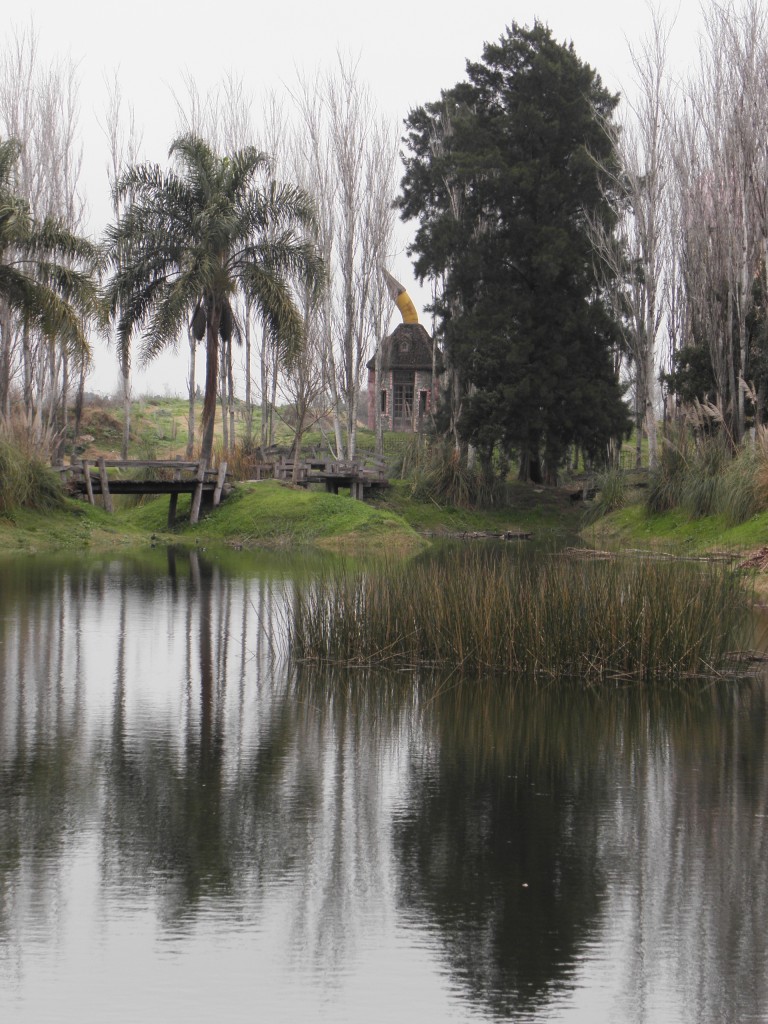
[366, 323, 442, 432]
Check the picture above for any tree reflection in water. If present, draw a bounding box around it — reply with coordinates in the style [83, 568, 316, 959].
[0, 550, 767, 1023]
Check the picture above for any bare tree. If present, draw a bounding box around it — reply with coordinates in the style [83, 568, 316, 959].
[0, 21, 88, 452]
[590, 10, 674, 469]
[666, 2, 766, 443]
[291, 56, 399, 460]
[102, 70, 142, 459]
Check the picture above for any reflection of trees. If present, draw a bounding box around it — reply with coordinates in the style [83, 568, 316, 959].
[390, 681, 768, 1023]
[392, 686, 611, 1019]
[0, 558, 93, 946]
[3, 552, 768, 1023]
[607, 683, 768, 1024]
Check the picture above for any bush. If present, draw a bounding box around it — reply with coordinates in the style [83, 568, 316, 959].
[0, 437, 65, 513]
[582, 468, 626, 524]
[409, 442, 507, 509]
[646, 427, 768, 525]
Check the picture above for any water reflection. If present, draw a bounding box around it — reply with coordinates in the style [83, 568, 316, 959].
[0, 550, 767, 1022]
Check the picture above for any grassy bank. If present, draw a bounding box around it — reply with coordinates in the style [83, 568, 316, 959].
[121, 480, 425, 554]
[0, 480, 426, 556]
[587, 501, 768, 554]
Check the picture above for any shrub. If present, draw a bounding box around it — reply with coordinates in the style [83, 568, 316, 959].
[409, 442, 506, 509]
[647, 427, 768, 525]
[582, 468, 626, 524]
[0, 437, 65, 513]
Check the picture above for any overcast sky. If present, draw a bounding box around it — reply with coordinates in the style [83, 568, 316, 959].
[9, 0, 705, 396]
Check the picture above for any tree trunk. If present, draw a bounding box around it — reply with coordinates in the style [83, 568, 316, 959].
[219, 340, 229, 453]
[244, 302, 253, 444]
[186, 329, 196, 459]
[259, 325, 270, 455]
[72, 360, 86, 458]
[200, 309, 220, 467]
[121, 367, 131, 460]
[227, 336, 235, 452]
[374, 343, 383, 457]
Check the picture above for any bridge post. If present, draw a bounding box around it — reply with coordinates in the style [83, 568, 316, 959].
[190, 459, 207, 524]
[98, 457, 113, 513]
[81, 460, 95, 506]
[213, 461, 227, 506]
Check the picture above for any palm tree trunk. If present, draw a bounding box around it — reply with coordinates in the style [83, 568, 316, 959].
[200, 310, 220, 467]
[219, 341, 229, 453]
[121, 367, 131, 460]
[186, 328, 196, 459]
[244, 301, 253, 443]
[227, 336, 235, 452]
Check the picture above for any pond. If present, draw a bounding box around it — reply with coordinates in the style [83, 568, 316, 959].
[0, 547, 767, 1023]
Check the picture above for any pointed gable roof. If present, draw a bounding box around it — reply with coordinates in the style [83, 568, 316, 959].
[367, 322, 443, 372]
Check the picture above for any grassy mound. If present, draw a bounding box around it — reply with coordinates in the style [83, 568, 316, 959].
[119, 480, 424, 552]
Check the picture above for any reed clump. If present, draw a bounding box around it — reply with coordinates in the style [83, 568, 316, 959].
[0, 435, 65, 513]
[288, 550, 752, 684]
[647, 428, 768, 525]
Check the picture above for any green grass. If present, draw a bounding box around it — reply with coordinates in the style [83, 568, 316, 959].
[0, 498, 143, 555]
[589, 501, 768, 554]
[374, 478, 581, 538]
[118, 480, 425, 553]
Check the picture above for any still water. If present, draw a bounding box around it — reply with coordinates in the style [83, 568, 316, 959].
[0, 547, 767, 1023]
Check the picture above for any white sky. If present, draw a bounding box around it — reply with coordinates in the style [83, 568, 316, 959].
[9, 0, 706, 397]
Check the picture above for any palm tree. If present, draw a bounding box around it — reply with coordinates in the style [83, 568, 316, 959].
[102, 132, 322, 469]
[0, 137, 95, 423]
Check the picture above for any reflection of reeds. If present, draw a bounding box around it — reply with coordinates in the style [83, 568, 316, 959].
[288, 552, 753, 683]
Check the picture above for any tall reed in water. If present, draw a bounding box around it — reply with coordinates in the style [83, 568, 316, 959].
[288, 551, 752, 684]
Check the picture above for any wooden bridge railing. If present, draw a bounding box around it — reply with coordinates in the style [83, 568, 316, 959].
[272, 455, 388, 499]
[60, 457, 229, 526]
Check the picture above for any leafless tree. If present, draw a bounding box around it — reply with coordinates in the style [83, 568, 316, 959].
[291, 56, 399, 460]
[590, 10, 674, 469]
[102, 70, 142, 458]
[0, 21, 87, 453]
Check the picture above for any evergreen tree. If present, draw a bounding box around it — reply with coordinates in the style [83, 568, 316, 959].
[399, 22, 631, 482]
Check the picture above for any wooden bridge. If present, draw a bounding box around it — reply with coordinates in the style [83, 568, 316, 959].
[62, 458, 229, 526]
[272, 455, 389, 499]
[61, 452, 389, 528]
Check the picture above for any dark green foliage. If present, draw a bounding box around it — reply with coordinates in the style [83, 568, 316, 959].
[399, 23, 631, 480]
[661, 345, 717, 407]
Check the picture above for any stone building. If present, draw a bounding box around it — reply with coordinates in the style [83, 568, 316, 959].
[366, 322, 442, 432]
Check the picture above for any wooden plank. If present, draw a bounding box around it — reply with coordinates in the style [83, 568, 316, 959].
[94, 459, 199, 471]
[98, 457, 113, 513]
[213, 461, 227, 507]
[167, 493, 179, 529]
[81, 460, 95, 506]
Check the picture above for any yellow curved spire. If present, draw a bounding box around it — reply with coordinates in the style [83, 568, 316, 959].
[383, 268, 419, 324]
